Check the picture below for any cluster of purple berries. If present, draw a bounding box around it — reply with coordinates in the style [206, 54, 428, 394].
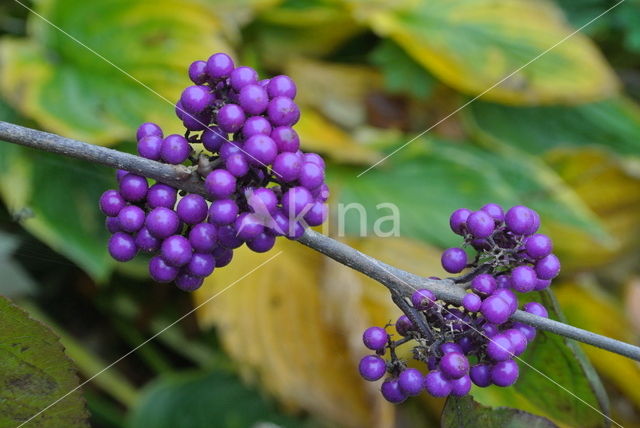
[358, 204, 559, 402]
[99, 53, 328, 291]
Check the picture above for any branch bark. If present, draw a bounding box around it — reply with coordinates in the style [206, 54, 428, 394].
[1, 120, 639, 361]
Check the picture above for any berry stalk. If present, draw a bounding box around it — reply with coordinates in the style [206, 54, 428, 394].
[0, 119, 639, 362]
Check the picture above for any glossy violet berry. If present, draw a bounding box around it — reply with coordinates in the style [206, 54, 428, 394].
[175, 273, 204, 292]
[201, 126, 227, 153]
[242, 116, 272, 138]
[411, 289, 435, 310]
[525, 234, 553, 259]
[380, 379, 407, 404]
[505, 205, 534, 235]
[180, 85, 214, 113]
[272, 152, 303, 182]
[161, 134, 190, 164]
[216, 104, 246, 133]
[244, 134, 278, 166]
[247, 232, 276, 253]
[267, 75, 297, 99]
[206, 53, 234, 79]
[471, 273, 496, 296]
[161, 235, 193, 267]
[208, 199, 239, 225]
[149, 256, 178, 283]
[117, 205, 145, 233]
[225, 153, 249, 177]
[486, 334, 514, 361]
[246, 187, 278, 215]
[108, 232, 137, 262]
[213, 246, 233, 267]
[282, 186, 313, 216]
[398, 368, 424, 396]
[466, 210, 495, 238]
[525, 209, 541, 236]
[188, 223, 217, 253]
[217, 225, 244, 249]
[503, 328, 528, 356]
[470, 364, 492, 387]
[439, 352, 469, 379]
[182, 110, 210, 131]
[267, 96, 300, 126]
[462, 293, 482, 312]
[449, 208, 471, 235]
[235, 213, 264, 241]
[238, 84, 269, 115]
[304, 202, 328, 227]
[137, 135, 163, 160]
[229, 66, 258, 91]
[535, 254, 561, 280]
[395, 315, 413, 337]
[449, 375, 472, 396]
[187, 253, 216, 277]
[440, 342, 462, 354]
[99, 189, 126, 217]
[511, 265, 537, 293]
[135, 227, 160, 253]
[441, 247, 467, 273]
[491, 360, 519, 387]
[535, 278, 551, 291]
[493, 288, 518, 313]
[271, 126, 300, 152]
[188, 60, 208, 85]
[481, 295, 512, 325]
[205, 169, 236, 199]
[146, 207, 180, 239]
[177, 194, 208, 224]
[514, 322, 537, 342]
[119, 174, 148, 202]
[424, 370, 451, 397]
[105, 217, 121, 234]
[358, 355, 386, 381]
[136, 122, 162, 140]
[481, 203, 504, 222]
[523, 302, 548, 318]
[362, 326, 388, 351]
[299, 162, 325, 190]
[147, 183, 177, 209]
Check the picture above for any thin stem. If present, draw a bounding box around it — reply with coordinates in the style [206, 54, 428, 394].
[1, 120, 639, 362]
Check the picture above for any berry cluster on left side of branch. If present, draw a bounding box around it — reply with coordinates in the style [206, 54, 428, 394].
[99, 52, 329, 291]
[358, 204, 560, 402]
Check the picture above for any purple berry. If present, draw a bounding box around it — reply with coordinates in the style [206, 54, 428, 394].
[161, 134, 190, 164]
[188, 223, 217, 253]
[272, 152, 303, 182]
[149, 256, 179, 283]
[219, 142, 242, 160]
[449, 208, 471, 235]
[147, 184, 177, 209]
[99, 189, 126, 217]
[482, 322, 499, 337]
[523, 302, 548, 318]
[299, 162, 324, 190]
[481, 295, 512, 325]
[213, 246, 233, 267]
[108, 232, 137, 262]
[411, 289, 435, 310]
[242, 116, 272, 138]
[205, 169, 236, 199]
[244, 134, 278, 166]
[304, 202, 328, 227]
[491, 360, 519, 387]
[535, 254, 560, 280]
[462, 293, 482, 312]
[175, 273, 204, 292]
[441, 247, 467, 273]
[471, 274, 496, 296]
[206, 53, 234, 79]
[511, 265, 537, 293]
[217, 224, 244, 249]
[486, 334, 514, 361]
[187, 252, 215, 277]
[303, 153, 325, 169]
[380, 379, 407, 403]
[216, 104, 246, 133]
[481, 203, 504, 222]
[229, 66, 258, 91]
[358, 355, 386, 381]
[362, 326, 388, 351]
[271, 126, 299, 152]
[181, 85, 214, 113]
[524, 234, 553, 259]
[398, 368, 424, 396]
[439, 352, 469, 379]
[470, 364, 492, 387]
[504, 328, 528, 356]
[208, 199, 239, 225]
[395, 315, 414, 336]
[513, 322, 537, 342]
[456, 336, 474, 354]
[505, 205, 534, 235]
[267, 75, 297, 99]
[282, 186, 313, 216]
[246, 187, 278, 215]
[449, 375, 472, 396]
[116, 169, 128, 182]
[176, 194, 208, 225]
[440, 342, 463, 354]
[119, 174, 148, 202]
[535, 278, 551, 291]
[188, 60, 208, 85]
[135, 227, 160, 252]
[136, 122, 162, 140]
[137, 135, 163, 160]
[267, 96, 300, 126]
[424, 370, 451, 397]
[524, 210, 540, 236]
[105, 217, 121, 234]
[161, 235, 193, 267]
[117, 205, 146, 233]
[493, 288, 518, 313]
[146, 207, 180, 239]
[466, 210, 495, 238]
[235, 213, 264, 241]
[202, 126, 227, 153]
[238, 84, 269, 115]
[247, 232, 276, 253]
[182, 110, 210, 132]
[225, 153, 249, 177]
[496, 275, 512, 289]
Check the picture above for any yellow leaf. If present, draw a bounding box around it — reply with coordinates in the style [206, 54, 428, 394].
[346, 0, 618, 105]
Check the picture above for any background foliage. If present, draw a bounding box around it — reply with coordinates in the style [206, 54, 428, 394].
[0, 0, 639, 427]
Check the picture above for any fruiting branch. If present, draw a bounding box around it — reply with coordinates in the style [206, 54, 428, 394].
[1, 120, 639, 362]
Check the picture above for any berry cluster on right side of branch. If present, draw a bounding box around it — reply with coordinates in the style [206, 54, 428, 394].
[99, 53, 329, 291]
[358, 204, 560, 402]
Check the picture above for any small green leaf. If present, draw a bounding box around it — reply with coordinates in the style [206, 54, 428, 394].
[369, 40, 435, 99]
[0, 296, 89, 427]
[442, 395, 558, 428]
[127, 368, 303, 428]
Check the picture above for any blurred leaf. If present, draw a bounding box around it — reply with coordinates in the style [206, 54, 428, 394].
[556, 281, 640, 410]
[0, 295, 89, 427]
[331, 140, 608, 251]
[369, 39, 435, 99]
[194, 240, 395, 428]
[465, 97, 640, 158]
[0, 231, 36, 297]
[128, 368, 300, 428]
[347, 0, 618, 105]
[442, 395, 557, 428]
[0, 0, 231, 144]
[471, 290, 610, 428]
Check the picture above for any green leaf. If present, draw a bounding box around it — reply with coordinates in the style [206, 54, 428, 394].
[0, 0, 231, 145]
[442, 395, 558, 428]
[369, 39, 435, 99]
[330, 140, 609, 249]
[346, 0, 618, 105]
[465, 97, 640, 158]
[127, 368, 303, 428]
[0, 295, 89, 427]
